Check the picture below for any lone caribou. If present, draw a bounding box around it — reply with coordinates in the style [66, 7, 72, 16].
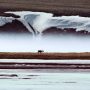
[38, 50, 44, 54]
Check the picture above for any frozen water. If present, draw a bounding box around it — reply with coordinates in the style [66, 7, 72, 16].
[0, 69, 90, 90]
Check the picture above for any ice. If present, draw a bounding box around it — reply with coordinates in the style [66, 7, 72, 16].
[0, 69, 90, 90]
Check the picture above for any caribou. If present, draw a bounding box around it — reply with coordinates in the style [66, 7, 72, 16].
[38, 50, 44, 54]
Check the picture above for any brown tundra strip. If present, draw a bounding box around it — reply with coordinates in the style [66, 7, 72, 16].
[0, 52, 90, 59]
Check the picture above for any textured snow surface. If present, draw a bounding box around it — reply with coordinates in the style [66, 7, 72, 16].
[6, 11, 90, 33]
[0, 16, 15, 26]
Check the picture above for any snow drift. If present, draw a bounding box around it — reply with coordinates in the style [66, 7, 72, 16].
[5, 11, 90, 35]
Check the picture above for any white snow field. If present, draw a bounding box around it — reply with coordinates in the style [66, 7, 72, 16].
[0, 69, 90, 90]
[1, 59, 90, 64]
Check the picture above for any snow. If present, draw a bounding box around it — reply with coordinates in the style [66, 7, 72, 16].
[0, 35, 90, 52]
[0, 11, 89, 52]
[6, 11, 90, 34]
[0, 16, 15, 26]
[0, 59, 90, 64]
[0, 69, 90, 90]
[6, 11, 53, 33]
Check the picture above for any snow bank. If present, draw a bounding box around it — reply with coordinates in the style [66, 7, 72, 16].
[6, 11, 90, 34]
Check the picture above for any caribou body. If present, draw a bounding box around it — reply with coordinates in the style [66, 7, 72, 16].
[38, 50, 44, 54]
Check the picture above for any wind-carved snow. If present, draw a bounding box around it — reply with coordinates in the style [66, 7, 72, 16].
[0, 16, 15, 26]
[6, 11, 53, 34]
[5, 11, 90, 36]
